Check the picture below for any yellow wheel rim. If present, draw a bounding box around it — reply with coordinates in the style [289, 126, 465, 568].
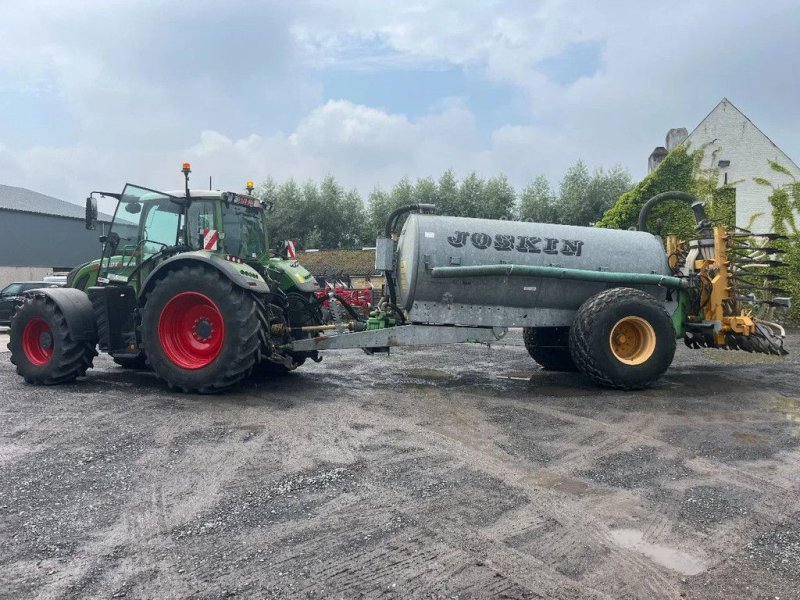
[609, 316, 656, 365]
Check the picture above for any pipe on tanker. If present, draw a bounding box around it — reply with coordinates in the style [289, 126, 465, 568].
[637, 191, 711, 234]
[430, 264, 688, 289]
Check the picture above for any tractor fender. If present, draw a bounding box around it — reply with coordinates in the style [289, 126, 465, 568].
[22, 287, 98, 342]
[140, 252, 270, 299]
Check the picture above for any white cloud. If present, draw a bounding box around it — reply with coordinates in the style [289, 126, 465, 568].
[0, 0, 798, 208]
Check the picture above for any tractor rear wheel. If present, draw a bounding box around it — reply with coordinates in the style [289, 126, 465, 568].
[569, 287, 675, 390]
[141, 266, 260, 393]
[522, 327, 577, 372]
[9, 296, 97, 385]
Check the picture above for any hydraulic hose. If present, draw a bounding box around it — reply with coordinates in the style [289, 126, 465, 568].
[637, 191, 711, 235]
[331, 294, 365, 322]
[430, 264, 688, 289]
[384, 203, 436, 238]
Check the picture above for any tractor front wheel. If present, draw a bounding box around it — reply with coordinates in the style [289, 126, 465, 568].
[569, 287, 675, 390]
[141, 266, 260, 393]
[9, 296, 97, 385]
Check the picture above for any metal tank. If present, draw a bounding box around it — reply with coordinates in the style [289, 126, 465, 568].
[394, 214, 672, 327]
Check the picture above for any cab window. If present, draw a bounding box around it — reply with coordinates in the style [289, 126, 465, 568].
[187, 200, 216, 250]
[141, 200, 181, 253]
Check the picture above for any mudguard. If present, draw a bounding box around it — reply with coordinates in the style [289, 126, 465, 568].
[22, 287, 98, 342]
[140, 251, 270, 298]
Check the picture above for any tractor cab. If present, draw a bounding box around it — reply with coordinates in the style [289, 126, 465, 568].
[84, 184, 270, 292]
[78, 164, 317, 300]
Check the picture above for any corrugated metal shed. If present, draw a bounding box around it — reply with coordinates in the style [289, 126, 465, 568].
[0, 184, 115, 221]
[0, 184, 132, 270]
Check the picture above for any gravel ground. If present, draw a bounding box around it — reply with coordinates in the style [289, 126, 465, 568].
[1, 329, 799, 599]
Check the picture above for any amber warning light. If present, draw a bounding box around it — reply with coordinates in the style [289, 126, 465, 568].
[182, 162, 191, 173]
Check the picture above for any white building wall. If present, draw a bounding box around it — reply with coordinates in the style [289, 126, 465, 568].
[0, 267, 60, 289]
[684, 99, 800, 232]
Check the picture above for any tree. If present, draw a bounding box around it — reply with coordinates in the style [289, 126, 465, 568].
[458, 172, 485, 218]
[366, 186, 392, 239]
[413, 177, 437, 205]
[555, 161, 632, 226]
[557, 160, 591, 225]
[312, 176, 366, 249]
[264, 178, 308, 249]
[436, 169, 459, 216]
[520, 175, 557, 223]
[483, 175, 517, 220]
[580, 165, 633, 226]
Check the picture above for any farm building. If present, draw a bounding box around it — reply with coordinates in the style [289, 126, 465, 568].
[648, 98, 800, 232]
[0, 184, 120, 287]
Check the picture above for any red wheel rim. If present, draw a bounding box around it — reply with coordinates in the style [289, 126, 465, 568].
[22, 317, 54, 366]
[158, 292, 225, 369]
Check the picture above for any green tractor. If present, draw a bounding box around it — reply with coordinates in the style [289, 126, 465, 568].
[8, 163, 323, 392]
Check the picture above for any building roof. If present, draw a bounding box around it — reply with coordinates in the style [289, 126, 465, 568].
[0, 184, 115, 221]
[297, 249, 377, 277]
[688, 98, 800, 172]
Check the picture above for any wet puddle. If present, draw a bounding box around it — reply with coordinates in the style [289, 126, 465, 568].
[609, 528, 707, 576]
[772, 396, 800, 425]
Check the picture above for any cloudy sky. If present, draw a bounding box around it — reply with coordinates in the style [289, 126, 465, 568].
[1, 0, 798, 211]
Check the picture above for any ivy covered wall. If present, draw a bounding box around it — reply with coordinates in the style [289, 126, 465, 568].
[596, 147, 732, 238]
[598, 147, 799, 324]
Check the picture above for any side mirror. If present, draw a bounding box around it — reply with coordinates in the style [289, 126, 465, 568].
[85, 197, 98, 230]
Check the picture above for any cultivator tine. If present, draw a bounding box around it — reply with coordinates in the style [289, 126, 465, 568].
[729, 247, 786, 255]
[733, 285, 791, 295]
[730, 232, 789, 241]
[730, 260, 789, 269]
[734, 296, 792, 308]
[730, 273, 785, 283]
[725, 325, 788, 356]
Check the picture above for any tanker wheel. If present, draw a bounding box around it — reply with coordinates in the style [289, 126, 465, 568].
[141, 265, 260, 393]
[569, 287, 675, 390]
[8, 296, 97, 385]
[522, 327, 578, 372]
[112, 353, 149, 370]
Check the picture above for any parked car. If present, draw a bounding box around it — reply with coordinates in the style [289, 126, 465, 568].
[0, 281, 62, 326]
[42, 274, 68, 285]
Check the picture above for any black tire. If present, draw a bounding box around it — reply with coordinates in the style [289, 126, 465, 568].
[141, 265, 260, 393]
[255, 291, 321, 374]
[569, 288, 676, 390]
[8, 296, 97, 385]
[112, 353, 149, 369]
[522, 327, 578, 372]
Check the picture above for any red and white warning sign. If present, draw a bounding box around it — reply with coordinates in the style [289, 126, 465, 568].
[203, 228, 219, 251]
[285, 240, 296, 259]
